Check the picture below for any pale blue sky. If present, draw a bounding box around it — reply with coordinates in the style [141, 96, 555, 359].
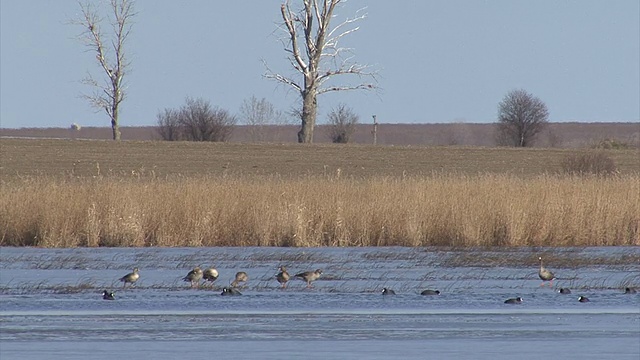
[1, 0, 639, 129]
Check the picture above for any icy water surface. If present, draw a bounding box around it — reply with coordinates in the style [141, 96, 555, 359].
[1, 247, 639, 360]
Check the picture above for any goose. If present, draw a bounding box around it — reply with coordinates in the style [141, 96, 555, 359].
[558, 288, 572, 294]
[538, 257, 555, 287]
[231, 271, 248, 288]
[182, 266, 203, 288]
[382, 288, 396, 295]
[119, 267, 139, 288]
[504, 297, 523, 304]
[624, 287, 637, 294]
[221, 287, 242, 296]
[421, 289, 440, 296]
[102, 290, 115, 300]
[294, 269, 323, 288]
[276, 266, 290, 288]
[578, 296, 590, 303]
[203, 267, 219, 284]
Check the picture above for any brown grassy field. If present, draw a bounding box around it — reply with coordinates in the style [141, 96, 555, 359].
[1, 138, 639, 247]
[1, 138, 639, 179]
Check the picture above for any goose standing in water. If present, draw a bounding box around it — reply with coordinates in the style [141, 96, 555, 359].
[183, 266, 203, 288]
[538, 257, 555, 287]
[504, 297, 523, 304]
[203, 267, 219, 285]
[231, 271, 248, 288]
[294, 269, 323, 288]
[382, 288, 396, 295]
[102, 290, 115, 300]
[276, 266, 290, 289]
[119, 267, 140, 288]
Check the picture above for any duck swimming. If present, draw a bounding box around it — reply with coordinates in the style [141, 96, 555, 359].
[102, 290, 115, 300]
[221, 287, 242, 296]
[504, 297, 523, 304]
[382, 288, 396, 295]
[420, 289, 440, 296]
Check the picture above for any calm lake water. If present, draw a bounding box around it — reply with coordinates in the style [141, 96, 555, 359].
[1, 247, 639, 360]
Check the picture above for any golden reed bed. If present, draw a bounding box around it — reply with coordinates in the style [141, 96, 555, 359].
[1, 174, 638, 247]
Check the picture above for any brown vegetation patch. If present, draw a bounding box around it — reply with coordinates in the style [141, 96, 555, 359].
[1, 174, 637, 248]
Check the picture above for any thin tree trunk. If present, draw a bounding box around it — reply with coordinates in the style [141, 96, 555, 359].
[111, 105, 121, 141]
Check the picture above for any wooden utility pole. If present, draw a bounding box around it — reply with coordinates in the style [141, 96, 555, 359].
[372, 115, 378, 145]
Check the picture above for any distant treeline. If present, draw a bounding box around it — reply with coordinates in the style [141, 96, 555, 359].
[1, 122, 639, 148]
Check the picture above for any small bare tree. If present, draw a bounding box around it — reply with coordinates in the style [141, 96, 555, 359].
[264, 0, 377, 143]
[239, 96, 284, 142]
[156, 108, 182, 141]
[74, 0, 136, 141]
[157, 98, 236, 142]
[326, 103, 358, 143]
[496, 89, 549, 147]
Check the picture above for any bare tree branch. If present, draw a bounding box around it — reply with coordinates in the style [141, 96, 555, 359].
[262, 59, 302, 92]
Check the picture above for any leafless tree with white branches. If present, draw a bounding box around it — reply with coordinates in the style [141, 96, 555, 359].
[264, 0, 377, 143]
[73, 0, 135, 141]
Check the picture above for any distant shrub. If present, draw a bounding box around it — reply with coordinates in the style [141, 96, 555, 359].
[591, 138, 631, 150]
[157, 97, 236, 142]
[561, 151, 617, 176]
[326, 103, 358, 144]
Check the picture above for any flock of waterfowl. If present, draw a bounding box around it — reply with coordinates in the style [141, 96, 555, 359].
[102, 265, 323, 299]
[101, 257, 638, 302]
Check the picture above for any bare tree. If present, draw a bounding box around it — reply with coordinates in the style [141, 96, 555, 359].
[326, 103, 358, 143]
[496, 89, 549, 147]
[156, 108, 182, 141]
[74, 0, 135, 141]
[264, 0, 377, 143]
[157, 98, 236, 142]
[239, 96, 284, 142]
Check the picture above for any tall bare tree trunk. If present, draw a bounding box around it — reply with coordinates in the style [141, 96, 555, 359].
[111, 103, 121, 140]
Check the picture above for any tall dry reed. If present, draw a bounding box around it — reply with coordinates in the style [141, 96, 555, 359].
[1, 173, 638, 247]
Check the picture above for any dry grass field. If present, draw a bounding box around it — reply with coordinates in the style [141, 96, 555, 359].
[1, 138, 639, 247]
